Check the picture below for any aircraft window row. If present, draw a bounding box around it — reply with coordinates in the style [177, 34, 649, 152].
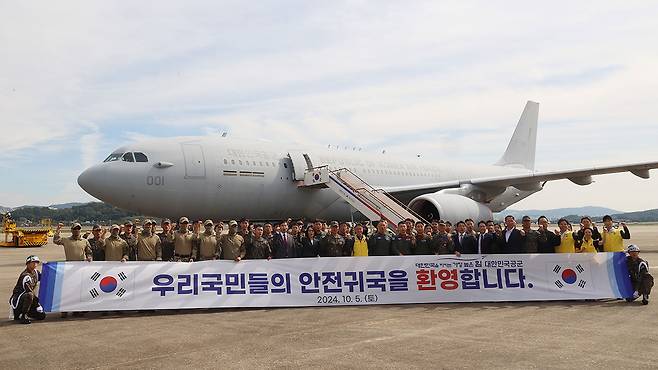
[103, 152, 148, 163]
[354, 167, 434, 177]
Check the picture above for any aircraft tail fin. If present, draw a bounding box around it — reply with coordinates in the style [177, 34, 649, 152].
[495, 101, 539, 171]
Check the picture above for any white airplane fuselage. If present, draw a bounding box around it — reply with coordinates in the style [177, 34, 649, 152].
[78, 135, 528, 221]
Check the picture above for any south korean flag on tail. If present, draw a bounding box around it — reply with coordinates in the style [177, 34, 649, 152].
[547, 262, 593, 291]
[83, 268, 135, 303]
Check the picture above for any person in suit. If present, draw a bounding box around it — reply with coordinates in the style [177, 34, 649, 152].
[476, 221, 498, 254]
[271, 220, 297, 258]
[453, 221, 478, 255]
[299, 226, 320, 257]
[501, 215, 525, 254]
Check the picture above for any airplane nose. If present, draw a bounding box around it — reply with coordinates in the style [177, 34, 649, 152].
[77, 165, 103, 198]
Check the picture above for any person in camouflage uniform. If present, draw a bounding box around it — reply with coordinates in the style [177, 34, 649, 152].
[246, 224, 272, 259]
[320, 221, 345, 257]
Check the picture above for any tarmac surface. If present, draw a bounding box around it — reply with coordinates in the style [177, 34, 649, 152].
[1, 224, 657, 369]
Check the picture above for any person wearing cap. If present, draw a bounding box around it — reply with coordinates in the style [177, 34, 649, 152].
[157, 219, 175, 261]
[103, 225, 130, 262]
[85, 224, 107, 261]
[119, 221, 138, 261]
[319, 221, 345, 257]
[272, 220, 297, 258]
[245, 224, 271, 259]
[193, 220, 220, 260]
[10, 255, 46, 324]
[368, 220, 393, 256]
[173, 217, 197, 262]
[601, 215, 631, 252]
[626, 245, 653, 305]
[134, 220, 162, 261]
[53, 223, 93, 261]
[219, 220, 246, 261]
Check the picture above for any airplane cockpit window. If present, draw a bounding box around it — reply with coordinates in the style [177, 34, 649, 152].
[103, 152, 124, 162]
[134, 152, 148, 162]
[122, 152, 135, 162]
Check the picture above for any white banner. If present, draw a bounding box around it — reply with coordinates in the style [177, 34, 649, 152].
[38, 253, 634, 312]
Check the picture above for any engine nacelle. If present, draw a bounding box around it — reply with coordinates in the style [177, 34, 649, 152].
[408, 193, 493, 224]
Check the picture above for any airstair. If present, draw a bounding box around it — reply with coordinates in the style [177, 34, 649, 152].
[301, 166, 428, 229]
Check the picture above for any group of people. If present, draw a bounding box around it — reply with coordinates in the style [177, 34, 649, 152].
[52, 214, 636, 261]
[10, 213, 653, 324]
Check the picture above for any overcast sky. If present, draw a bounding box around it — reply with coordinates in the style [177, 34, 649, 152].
[1, 1, 658, 212]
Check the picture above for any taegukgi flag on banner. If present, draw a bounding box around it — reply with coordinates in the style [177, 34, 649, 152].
[38, 253, 634, 312]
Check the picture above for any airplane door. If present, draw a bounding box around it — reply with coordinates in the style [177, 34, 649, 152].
[181, 143, 206, 179]
[288, 152, 313, 181]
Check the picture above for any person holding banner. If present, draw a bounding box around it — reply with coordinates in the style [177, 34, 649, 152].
[194, 220, 220, 261]
[555, 218, 577, 254]
[246, 224, 271, 259]
[601, 215, 631, 252]
[135, 220, 163, 261]
[319, 221, 345, 257]
[391, 221, 414, 256]
[220, 220, 246, 261]
[9, 255, 46, 324]
[53, 223, 93, 262]
[173, 217, 197, 262]
[626, 245, 653, 305]
[103, 225, 130, 262]
[575, 228, 597, 253]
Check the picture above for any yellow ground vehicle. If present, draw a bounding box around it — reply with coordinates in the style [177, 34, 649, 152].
[0, 214, 49, 247]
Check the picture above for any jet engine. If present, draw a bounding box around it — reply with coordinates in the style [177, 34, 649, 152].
[408, 193, 493, 223]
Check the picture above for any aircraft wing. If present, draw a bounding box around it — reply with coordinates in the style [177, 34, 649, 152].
[383, 161, 658, 199]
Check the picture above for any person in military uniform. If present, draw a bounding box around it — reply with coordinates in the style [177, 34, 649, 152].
[134, 220, 162, 261]
[238, 218, 252, 246]
[85, 224, 107, 261]
[246, 224, 271, 259]
[219, 220, 246, 261]
[626, 245, 653, 305]
[103, 224, 130, 261]
[158, 219, 175, 261]
[319, 221, 345, 257]
[519, 216, 544, 254]
[120, 221, 138, 261]
[313, 219, 326, 239]
[263, 223, 274, 245]
[173, 217, 198, 262]
[194, 220, 220, 260]
[10, 255, 46, 324]
[391, 221, 414, 255]
[368, 220, 392, 256]
[53, 223, 93, 261]
[432, 220, 456, 255]
[414, 222, 435, 255]
[338, 222, 354, 256]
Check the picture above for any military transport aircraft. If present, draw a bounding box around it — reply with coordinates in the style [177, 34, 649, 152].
[78, 102, 658, 225]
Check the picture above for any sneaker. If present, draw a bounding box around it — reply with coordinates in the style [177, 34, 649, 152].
[20, 316, 31, 324]
[633, 291, 640, 300]
[643, 294, 649, 305]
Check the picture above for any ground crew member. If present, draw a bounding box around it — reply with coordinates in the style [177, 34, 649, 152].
[10, 255, 46, 324]
[173, 217, 197, 262]
[555, 218, 577, 253]
[194, 220, 220, 260]
[626, 245, 653, 305]
[103, 225, 129, 261]
[135, 220, 162, 261]
[219, 220, 246, 261]
[158, 219, 175, 261]
[601, 215, 631, 252]
[120, 221, 138, 260]
[575, 227, 597, 253]
[246, 224, 271, 259]
[53, 223, 93, 261]
[368, 220, 392, 256]
[86, 224, 107, 261]
[391, 221, 414, 255]
[351, 224, 368, 256]
[320, 221, 345, 257]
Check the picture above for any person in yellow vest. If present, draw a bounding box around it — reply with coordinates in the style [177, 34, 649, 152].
[554, 218, 576, 253]
[575, 228, 597, 253]
[601, 215, 631, 252]
[351, 224, 368, 256]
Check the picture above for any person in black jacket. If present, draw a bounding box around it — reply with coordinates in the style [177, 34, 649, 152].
[298, 227, 320, 257]
[391, 221, 414, 255]
[501, 215, 525, 254]
[368, 220, 392, 256]
[453, 221, 478, 255]
[476, 221, 498, 254]
[537, 216, 560, 253]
